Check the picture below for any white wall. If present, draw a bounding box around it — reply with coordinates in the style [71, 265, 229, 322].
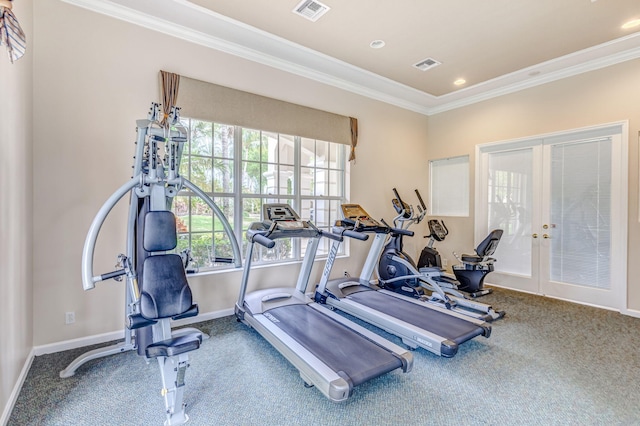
[31, 0, 429, 346]
[0, 0, 33, 420]
[426, 58, 640, 310]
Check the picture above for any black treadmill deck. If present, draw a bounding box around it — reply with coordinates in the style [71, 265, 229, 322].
[345, 286, 489, 344]
[265, 304, 404, 387]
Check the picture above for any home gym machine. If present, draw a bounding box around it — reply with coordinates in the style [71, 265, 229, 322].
[60, 103, 242, 425]
[378, 188, 504, 321]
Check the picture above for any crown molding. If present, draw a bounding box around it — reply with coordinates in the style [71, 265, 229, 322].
[429, 33, 640, 114]
[60, 0, 640, 116]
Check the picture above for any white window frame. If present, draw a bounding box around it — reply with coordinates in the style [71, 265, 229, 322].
[174, 118, 348, 272]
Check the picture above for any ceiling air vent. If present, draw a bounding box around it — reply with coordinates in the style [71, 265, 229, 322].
[293, 0, 331, 22]
[413, 57, 441, 71]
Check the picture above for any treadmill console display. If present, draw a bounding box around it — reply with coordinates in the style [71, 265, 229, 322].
[263, 204, 308, 231]
[340, 204, 382, 229]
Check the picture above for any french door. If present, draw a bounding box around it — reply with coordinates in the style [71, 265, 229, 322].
[476, 123, 627, 310]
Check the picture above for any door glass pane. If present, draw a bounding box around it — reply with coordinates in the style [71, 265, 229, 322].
[550, 139, 611, 288]
[488, 149, 533, 276]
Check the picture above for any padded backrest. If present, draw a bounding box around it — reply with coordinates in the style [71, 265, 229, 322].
[476, 229, 503, 257]
[139, 211, 193, 320]
[143, 210, 177, 252]
[140, 254, 193, 319]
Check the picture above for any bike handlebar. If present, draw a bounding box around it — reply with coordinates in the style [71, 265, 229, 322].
[391, 227, 414, 237]
[415, 189, 427, 210]
[392, 187, 405, 208]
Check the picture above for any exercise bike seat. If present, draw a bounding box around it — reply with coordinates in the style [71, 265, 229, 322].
[461, 254, 484, 263]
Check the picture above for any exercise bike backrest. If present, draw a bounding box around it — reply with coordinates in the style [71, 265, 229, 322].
[475, 229, 503, 259]
[459, 229, 503, 263]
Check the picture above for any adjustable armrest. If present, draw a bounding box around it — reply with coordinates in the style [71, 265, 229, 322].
[172, 304, 199, 321]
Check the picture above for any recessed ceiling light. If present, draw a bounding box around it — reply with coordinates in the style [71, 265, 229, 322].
[454, 78, 466, 86]
[370, 40, 385, 49]
[621, 18, 640, 30]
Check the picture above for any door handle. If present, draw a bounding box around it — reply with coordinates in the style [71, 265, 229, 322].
[532, 233, 538, 238]
[543, 234, 550, 239]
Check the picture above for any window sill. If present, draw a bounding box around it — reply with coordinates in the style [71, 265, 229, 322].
[186, 253, 350, 278]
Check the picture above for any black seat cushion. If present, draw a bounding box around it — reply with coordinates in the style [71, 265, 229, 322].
[145, 333, 202, 358]
[461, 254, 483, 263]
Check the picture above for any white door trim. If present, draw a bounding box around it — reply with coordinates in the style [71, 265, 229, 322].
[475, 121, 628, 311]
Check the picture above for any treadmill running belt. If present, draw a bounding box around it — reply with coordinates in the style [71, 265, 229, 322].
[266, 304, 403, 387]
[347, 289, 486, 344]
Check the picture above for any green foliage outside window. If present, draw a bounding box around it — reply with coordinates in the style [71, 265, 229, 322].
[173, 118, 346, 271]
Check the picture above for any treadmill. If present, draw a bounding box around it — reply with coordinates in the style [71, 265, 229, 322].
[235, 204, 413, 402]
[314, 204, 491, 358]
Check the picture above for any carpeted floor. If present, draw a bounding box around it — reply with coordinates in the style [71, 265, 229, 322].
[8, 288, 640, 425]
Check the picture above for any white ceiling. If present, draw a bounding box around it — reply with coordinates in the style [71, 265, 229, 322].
[63, 0, 640, 115]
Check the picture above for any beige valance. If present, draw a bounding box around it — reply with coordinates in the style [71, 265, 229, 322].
[178, 75, 352, 146]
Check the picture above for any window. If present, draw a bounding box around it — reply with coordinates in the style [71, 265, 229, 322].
[174, 118, 348, 271]
[429, 156, 469, 216]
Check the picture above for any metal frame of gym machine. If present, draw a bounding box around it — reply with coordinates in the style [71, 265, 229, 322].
[59, 103, 242, 424]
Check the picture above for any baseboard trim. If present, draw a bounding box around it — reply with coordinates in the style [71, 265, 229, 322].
[622, 308, 640, 318]
[485, 283, 540, 296]
[487, 283, 638, 315]
[3, 308, 234, 424]
[1, 348, 35, 426]
[33, 308, 234, 356]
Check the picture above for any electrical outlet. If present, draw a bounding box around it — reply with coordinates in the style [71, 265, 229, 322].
[65, 311, 75, 325]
